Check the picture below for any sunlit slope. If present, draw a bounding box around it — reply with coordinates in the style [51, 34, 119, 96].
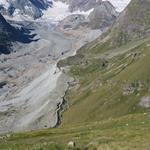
[59, 37, 150, 126]
[0, 113, 150, 150]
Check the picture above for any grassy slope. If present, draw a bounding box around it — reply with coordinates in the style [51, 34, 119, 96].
[61, 38, 150, 126]
[0, 113, 150, 150]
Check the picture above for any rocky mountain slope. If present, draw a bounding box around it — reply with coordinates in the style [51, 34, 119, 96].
[56, 0, 131, 12]
[0, 13, 34, 54]
[57, 1, 118, 31]
[68, 0, 102, 12]
[0, 0, 52, 19]
[88, 1, 118, 29]
[0, 13, 11, 54]
[109, 0, 150, 47]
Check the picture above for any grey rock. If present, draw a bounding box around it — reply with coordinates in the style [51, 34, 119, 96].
[58, 14, 87, 30]
[0, 12, 38, 54]
[139, 97, 150, 108]
[69, 0, 102, 12]
[0, 81, 7, 88]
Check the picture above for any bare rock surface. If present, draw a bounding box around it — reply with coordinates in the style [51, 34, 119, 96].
[139, 97, 150, 108]
[57, 1, 118, 30]
[57, 14, 87, 30]
[88, 1, 118, 29]
[68, 0, 102, 12]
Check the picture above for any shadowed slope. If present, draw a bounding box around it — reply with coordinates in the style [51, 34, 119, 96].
[0, 13, 38, 54]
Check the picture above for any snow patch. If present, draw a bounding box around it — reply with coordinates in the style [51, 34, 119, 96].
[41, 1, 93, 23]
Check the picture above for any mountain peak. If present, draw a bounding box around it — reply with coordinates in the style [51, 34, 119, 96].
[0, 0, 52, 20]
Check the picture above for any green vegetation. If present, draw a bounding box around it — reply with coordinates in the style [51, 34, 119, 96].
[0, 113, 150, 150]
[61, 38, 150, 126]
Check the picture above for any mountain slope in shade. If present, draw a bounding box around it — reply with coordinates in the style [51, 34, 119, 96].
[56, 0, 131, 12]
[68, 0, 102, 12]
[0, 13, 37, 54]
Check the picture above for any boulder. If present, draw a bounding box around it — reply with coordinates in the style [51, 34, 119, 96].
[139, 97, 150, 108]
[67, 141, 76, 148]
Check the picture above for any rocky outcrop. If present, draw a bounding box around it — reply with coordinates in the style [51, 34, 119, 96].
[0, 14, 11, 54]
[57, 14, 87, 30]
[139, 97, 150, 108]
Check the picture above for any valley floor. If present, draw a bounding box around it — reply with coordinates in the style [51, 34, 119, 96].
[0, 20, 102, 134]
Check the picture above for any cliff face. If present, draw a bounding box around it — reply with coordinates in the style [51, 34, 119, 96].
[68, 0, 102, 12]
[57, 0, 118, 30]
